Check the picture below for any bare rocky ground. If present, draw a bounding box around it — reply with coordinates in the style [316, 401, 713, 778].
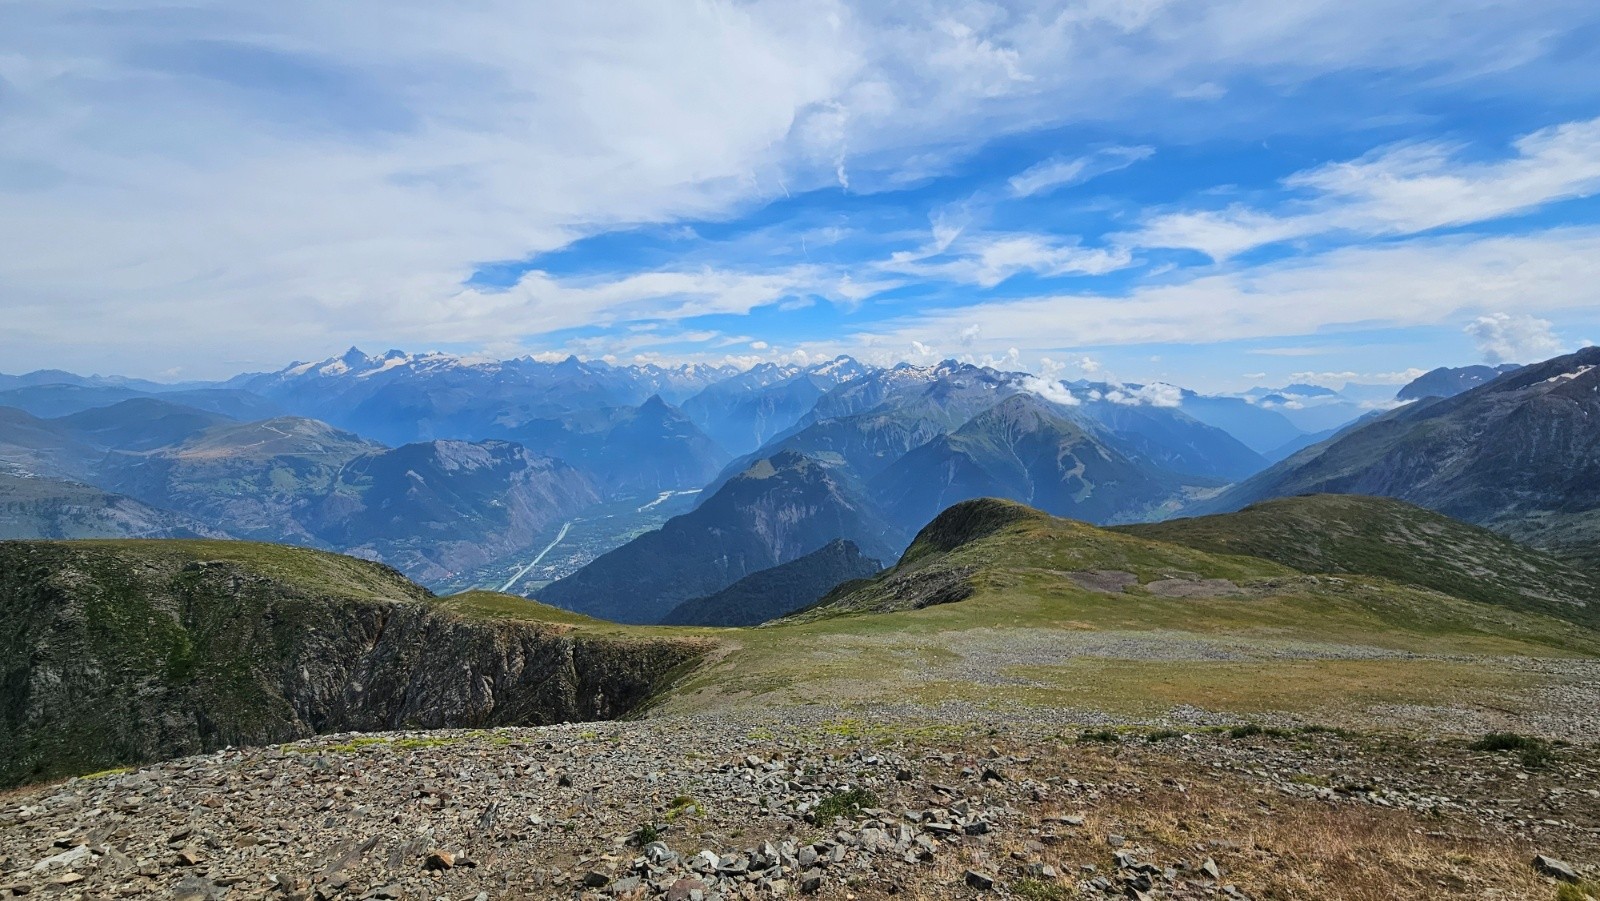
[4, 709, 1599, 901]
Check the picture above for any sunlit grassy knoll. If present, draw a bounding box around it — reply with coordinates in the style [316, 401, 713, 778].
[655, 502, 1600, 719]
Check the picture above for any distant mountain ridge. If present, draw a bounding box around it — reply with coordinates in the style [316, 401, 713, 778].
[0, 400, 599, 584]
[1396, 363, 1521, 400]
[1191, 348, 1600, 568]
[228, 348, 738, 446]
[681, 356, 869, 455]
[0, 473, 223, 540]
[871, 393, 1188, 532]
[538, 450, 904, 624]
[499, 395, 729, 495]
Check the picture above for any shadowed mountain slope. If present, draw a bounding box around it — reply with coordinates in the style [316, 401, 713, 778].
[660, 538, 882, 626]
[538, 451, 904, 624]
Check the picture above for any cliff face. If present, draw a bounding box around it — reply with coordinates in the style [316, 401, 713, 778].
[0, 540, 710, 787]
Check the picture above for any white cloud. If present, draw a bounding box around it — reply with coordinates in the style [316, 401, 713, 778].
[885, 231, 1134, 287]
[1008, 146, 1153, 197]
[1133, 117, 1600, 259]
[1465, 312, 1565, 364]
[1020, 376, 1080, 406]
[1289, 368, 1429, 385]
[1174, 82, 1227, 101]
[2, 0, 1598, 375]
[858, 227, 1600, 355]
[1102, 382, 1183, 407]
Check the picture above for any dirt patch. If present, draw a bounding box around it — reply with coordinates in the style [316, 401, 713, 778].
[1145, 577, 1245, 598]
[1062, 570, 1138, 594]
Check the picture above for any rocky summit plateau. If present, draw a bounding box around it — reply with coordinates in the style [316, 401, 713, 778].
[3, 713, 1598, 901]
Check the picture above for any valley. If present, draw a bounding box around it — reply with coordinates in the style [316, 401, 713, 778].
[435, 490, 706, 597]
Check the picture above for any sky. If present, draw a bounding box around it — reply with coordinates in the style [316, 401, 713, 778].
[2, 0, 1599, 392]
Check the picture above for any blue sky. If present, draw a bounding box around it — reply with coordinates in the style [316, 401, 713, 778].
[2, 1, 1599, 391]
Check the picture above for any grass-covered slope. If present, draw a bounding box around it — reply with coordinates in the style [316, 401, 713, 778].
[0, 539, 710, 787]
[660, 498, 1600, 721]
[1117, 495, 1600, 628]
[0, 473, 222, 540]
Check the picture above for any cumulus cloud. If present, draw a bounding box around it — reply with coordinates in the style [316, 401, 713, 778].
[3, 0, 1599, 375]
[1020, 376, 1080, 406]
[1101, 382, 1184, 407]
[1465, 312, 1565, 364]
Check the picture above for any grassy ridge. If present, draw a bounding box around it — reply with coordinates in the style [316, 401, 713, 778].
[659, 498, 1600, 720]
[1117, 495, 1600, 628]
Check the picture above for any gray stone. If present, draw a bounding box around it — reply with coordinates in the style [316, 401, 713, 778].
[169, 875, 221, 901]
[963, 870, 995, 890]
[798, 869, 824, 894]
[666, 877, 707, 901]
[1533, 855, 1580, 883]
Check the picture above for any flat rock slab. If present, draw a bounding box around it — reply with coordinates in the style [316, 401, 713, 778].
[1064, 570, 1139, 594]
[1144, 578, 1244, 598]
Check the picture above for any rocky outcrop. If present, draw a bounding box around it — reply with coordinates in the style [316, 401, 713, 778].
[0, 540, 711, 787]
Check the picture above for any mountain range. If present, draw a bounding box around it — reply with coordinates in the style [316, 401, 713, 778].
[4, 347, 1598, 624]
[1193, 348, 1600, 569]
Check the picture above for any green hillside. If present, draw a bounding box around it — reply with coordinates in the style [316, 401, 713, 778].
[657, 498, 1600, 721]
[1118, 494, 1600, 628]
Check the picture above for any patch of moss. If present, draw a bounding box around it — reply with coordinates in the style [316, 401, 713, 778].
[811, 788, 877, 824]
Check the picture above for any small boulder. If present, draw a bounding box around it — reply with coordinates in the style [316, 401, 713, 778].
[665, 877, 707, 901]
[1533, 855, 1580, 883]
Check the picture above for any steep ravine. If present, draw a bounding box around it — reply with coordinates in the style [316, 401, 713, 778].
[0, 540, 712, 787]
